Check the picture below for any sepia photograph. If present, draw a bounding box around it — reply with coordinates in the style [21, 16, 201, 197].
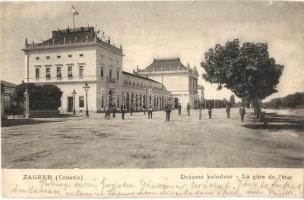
[1, 1, 304, 197]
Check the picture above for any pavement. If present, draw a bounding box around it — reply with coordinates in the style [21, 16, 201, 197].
[1, 108, 304, 168]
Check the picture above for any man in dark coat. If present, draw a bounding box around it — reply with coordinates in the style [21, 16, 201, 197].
[148, 105, 153, 119]
[178, 103, 182, 115]
[186, 103, 190, 116]
[239, 104, 246, 122]
[226, 103, 231, 119]
[105, 106, 110, 120]
[165, 104, 171, 121]
[121, 104, 126, 120]
[207, 103, 212, 119]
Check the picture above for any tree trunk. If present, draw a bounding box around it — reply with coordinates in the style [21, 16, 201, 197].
[252, 97, 261, 119]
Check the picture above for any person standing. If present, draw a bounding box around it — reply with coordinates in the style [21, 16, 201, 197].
[199, 107, 202, 120]
[186, 103, 190, 116]
[112, 107, 116, 118]
[130, 104, 133, 116]
[165, 104, 171, 121]
[143, 104, 146, 115]
[178, 103, 182, 115]
[148, 105, 153, 119]
[226, 103, 231, 119]
[105, 106, 110, 120]
[207, 103, 212, 119]
[239, 104, 246, 122]
[121, 104, 126, 120]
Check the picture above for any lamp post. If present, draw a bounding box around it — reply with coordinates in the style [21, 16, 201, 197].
[72, 89, 76, 115]
[83, 82, 90, 117]
[123, 93, 126, 109]
[148, 88, 152, 108]
[24, 48, 30, 118]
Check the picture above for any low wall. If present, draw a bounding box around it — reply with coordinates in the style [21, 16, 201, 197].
[30, 110, 60, 118]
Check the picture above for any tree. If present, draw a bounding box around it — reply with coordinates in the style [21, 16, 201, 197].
[201, 39, 284, 118]
[263, 92, 304, 109]
[13, 83, 62, 111]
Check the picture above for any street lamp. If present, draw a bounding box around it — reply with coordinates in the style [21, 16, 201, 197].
[24, 89, 29, 118]
[72, 89, 77, 115]
[83, 82, 90, 117]
[148, 88, 152, 108]
[23, 40, 30, 118]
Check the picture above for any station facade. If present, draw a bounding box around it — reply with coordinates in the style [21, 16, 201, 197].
[137, 58, 204, 109]
[23, 26, 170, 113]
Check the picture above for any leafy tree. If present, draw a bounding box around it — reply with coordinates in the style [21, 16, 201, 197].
[201, 39, 284, 118]
[13, 83, 62, 111]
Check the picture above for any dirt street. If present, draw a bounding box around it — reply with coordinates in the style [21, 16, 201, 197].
[2, 108, 304, 168]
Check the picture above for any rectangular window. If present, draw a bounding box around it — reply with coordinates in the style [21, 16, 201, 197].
[46, 67, 51, 80]
[79, 66, 84, 79]
[57, 55, 61, 59]
[79, 96, 84, 107]
[117, 71, 119, 81]
[68, 54, 72, 58]
[109, 69, 112, 79]
[79, 53, 83, 57]
[68, 66, 73, 79]
[57, 67, 62, 79]
[36, 57, 39, 60]
[100, 67, 103, 77]
[35, 68, 40, 80]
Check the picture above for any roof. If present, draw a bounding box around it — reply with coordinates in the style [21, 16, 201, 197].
[24, 26, 122, 53]
[43, 27, 95, 46]
[122, 71, 160, 84]
[144, 57, 187, 72]
[1, 80, 17, 87]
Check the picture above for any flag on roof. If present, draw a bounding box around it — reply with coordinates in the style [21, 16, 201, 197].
[72, 6, 79, 16]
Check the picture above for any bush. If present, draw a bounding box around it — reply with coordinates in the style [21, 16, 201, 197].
[13, 83, 63, 111]
[263, 92, 304, 109]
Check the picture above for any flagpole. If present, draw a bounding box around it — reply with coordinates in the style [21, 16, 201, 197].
[73, 14, 75, 30]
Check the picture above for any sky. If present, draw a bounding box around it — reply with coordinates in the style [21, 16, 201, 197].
[1, 1, 304, 100]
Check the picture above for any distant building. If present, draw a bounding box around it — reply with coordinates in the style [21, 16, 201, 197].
[137, 58, 204, 108]
[1, 80, 17, 116]
[22, 26, 170, 113]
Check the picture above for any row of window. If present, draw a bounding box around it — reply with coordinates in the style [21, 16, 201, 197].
[100, 54, 120, 64]
[100, 94, 166, 109]
[36, 66, 84, 80]
[36, 54, 84, 60]
[100, 67, 120, 81]
[123, 80, 161, 90]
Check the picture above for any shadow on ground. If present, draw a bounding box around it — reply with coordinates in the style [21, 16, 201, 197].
[1, 119, 62, 127]
[243, 112, 304, 133]
[243, 123, 304, 133]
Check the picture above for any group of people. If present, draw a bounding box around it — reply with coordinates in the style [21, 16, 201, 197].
[199, 103, 246, 121]
[104, 103, 247, 122]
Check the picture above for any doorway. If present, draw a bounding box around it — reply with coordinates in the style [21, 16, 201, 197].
[67, 96, 73, 112]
